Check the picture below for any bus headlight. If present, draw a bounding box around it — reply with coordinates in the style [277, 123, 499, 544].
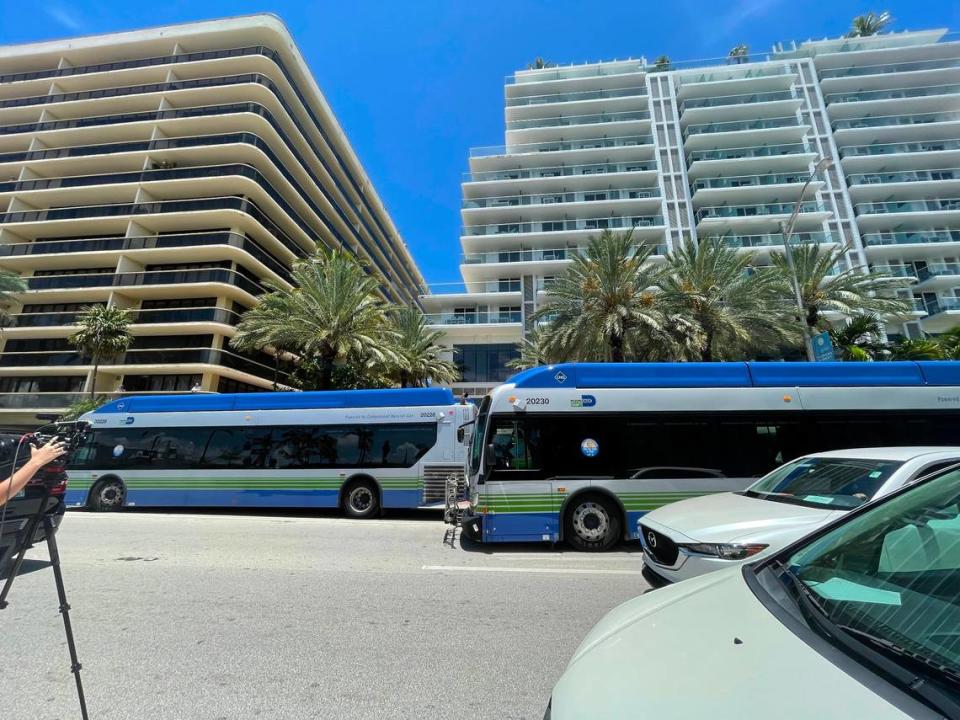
[679, 543, 768, 560]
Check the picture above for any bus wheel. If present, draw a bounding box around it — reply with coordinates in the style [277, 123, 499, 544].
[342, 480, 380, 519]
[89, 479, 125, 512]
[564, 494, 620, 552]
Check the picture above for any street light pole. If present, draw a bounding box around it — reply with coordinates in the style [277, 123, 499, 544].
[779, 157, 833, 362]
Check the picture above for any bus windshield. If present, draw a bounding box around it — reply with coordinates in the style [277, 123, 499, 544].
[744, 457, 903, 510]
[469, 396, 490, 475]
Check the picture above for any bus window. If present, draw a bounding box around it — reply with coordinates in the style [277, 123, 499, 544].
[150, 428, 205, 469]
[490, 418, 543, 475]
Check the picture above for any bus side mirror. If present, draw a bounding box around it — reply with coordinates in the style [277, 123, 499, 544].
[484, 443, 496, 471]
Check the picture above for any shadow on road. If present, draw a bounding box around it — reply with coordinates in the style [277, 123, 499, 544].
[455, 533, 641, 555]
[0, 558, 50, 580]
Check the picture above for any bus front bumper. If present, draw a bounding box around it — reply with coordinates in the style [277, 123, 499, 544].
[460, 511, 483, 542]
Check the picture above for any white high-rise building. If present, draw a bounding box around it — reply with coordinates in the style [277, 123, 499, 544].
[423, 27, 957, 395]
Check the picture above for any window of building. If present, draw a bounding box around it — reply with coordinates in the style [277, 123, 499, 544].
[454, 343, 520, 383]
[123, 374, 201, 392]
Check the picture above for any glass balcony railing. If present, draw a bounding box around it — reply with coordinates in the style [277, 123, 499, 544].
[721, 231, 836, 249]
[870, 264, 916, 278]
[464, 161, 657, 183]
[923, 296, 960, 315]
[4, 311, 85, 327]
[819, 57, 960, 79]
[505, 86, 647, 107]
[0, 231, 291, 282]
[505, 110, 650, 130]
[463, 187, 659, 209]
[855, 198, 960, 215]
[688, 142, 811, 162]
[462, 243, 668, 264]
[677, 65, 792, 85]
[471, 135, 652, 158]
[423, 312, 522, 325]
[825, 84, 960, 104]
[862, 230, 960, 247]
[681, 90, 797, 110]
[848, 168, 960, 185]
[4, 307, 243, 328]
[919, 263, 960, 280]
[24, 268, 265, 296]
[463, 215, 664, 236]
[692, 172, 810, 190]
[697, 201, 825, 221]
[684, 116, 802, 137]
[840, 139, 960, 157]
[833, 112, 960, 130]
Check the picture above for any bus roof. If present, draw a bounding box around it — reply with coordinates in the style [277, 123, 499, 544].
[90, 387, 458, 414]
[507, 361, 960, 389]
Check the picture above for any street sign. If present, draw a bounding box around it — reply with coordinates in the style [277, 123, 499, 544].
[812, 331, 835, 362]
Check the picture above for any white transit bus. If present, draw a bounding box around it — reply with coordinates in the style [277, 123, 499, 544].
[458, 361, 960, 551]
[67, 388, 475, 516]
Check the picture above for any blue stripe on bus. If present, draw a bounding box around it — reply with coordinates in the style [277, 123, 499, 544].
[482, 512, 560, 543]
[66, 487, 425, 510]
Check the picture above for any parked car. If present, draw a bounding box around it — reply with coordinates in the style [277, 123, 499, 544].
[639, 447, 960, 585]
[545, 461, 960, 719]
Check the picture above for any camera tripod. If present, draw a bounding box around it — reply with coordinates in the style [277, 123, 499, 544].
[0, 488, 90, 720]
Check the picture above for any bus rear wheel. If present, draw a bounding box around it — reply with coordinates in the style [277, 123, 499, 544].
[564, 494, 620, 552]
[89, 479, 125, 512]
[342, 480, 380, 519]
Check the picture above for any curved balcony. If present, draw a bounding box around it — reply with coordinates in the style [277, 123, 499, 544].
[688, 142, 811, 162]
[23, 268, 265, 297]
[833, 111, 960, 131]
[862, 230, 960, 248]
[4, 307, 243, 329]
[825, 84, 960, 104]
[0, 231, 291, 282]
[464, 161, 657, 183]
[840, 139, 960, 158]
[505, 110, 650, 130]
[463, 187, 659, 210]
[847, 168, 960, 185]
[696, 201, 825, 221]
[680, 89, 797, 110]
[854, 198, 960, 216]
[684, 116, 802, 137]
[462, 215, 664, 237]
[820, 57, 960, 79]
[505, 86, 647, 107]
[471, 135, 652, 158]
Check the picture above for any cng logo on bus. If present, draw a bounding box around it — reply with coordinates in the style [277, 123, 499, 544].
[569, 395, 597, 408]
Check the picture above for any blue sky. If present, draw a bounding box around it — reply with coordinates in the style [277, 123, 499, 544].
[0, 0, 958, 287]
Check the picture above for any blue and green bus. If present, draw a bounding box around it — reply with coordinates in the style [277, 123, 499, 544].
[68, 388, 475, 516]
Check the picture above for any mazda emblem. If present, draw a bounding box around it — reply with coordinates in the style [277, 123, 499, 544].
[647, 531, 657, 548]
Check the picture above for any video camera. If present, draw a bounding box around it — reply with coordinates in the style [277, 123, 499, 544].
[24, 420, 90, 471]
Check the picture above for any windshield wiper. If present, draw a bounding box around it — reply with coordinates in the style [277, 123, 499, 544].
[773, 562, 960, 717]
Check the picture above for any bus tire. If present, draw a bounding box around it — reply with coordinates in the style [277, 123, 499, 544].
[89, 478, 126, 512]
[564, 493, 621, 552]
[342, 479, 380, 519]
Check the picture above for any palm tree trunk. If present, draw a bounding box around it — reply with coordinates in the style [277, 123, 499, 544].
[318, 348, 336, 391]
[399, 371, 409, 388]
[89, 357, 99, 400]
[610, 333, 625, 363]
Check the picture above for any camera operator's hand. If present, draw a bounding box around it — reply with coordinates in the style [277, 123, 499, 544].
[30, 438, 67, 467]
[0, 437, 67, 506]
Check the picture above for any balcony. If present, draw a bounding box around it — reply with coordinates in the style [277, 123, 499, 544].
[505, 86, 647, 107]
[847, 168, 960, 185]
[464, 161, 658, 183]
[840, 139, 960, 158]
[462, 243, 669, 264]
[680, 89, 797, 110]
[505, 110, 650, 130]
[720, 231, 836, 250]
[862, 230, 960, 248]
[854, 198, 960, 216]
[23, 268, 265, 297]
[423, 311, 522, 325]
[0, 348, 282, 378]
[870, 264, 917, 278]
[923, 296, 960, 316]
[684, 116, 802, 137]
[825, 84, 960, 104]
[462, 215, 664, 237]
[688, 142, 811, 162]
[692, 172, 810, 190]
[3, 307, 243, 329]
[833, 111, 960, 130]
[819, 57, 960, 79]
[918, 263, 960, 285]
[696, 201, 826, 221]
[470, 135, 652, 158]
[463, 187, 659, 210]
[0, 390, 219, 412]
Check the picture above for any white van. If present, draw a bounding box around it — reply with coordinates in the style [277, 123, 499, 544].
[640, 447, 960, 584]
[546, 462, 960, 719]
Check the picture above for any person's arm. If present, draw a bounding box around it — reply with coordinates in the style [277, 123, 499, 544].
[0, 438, 67, 506]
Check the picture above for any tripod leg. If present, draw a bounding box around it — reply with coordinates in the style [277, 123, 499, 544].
[0, 507, 46, 609]
[43, 516, 90, 720]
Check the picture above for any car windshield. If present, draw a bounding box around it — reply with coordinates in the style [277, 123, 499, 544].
[782, 467, 960, 697]
[744, 457, 903, 510]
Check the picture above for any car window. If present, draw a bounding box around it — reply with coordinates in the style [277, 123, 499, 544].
[745, 457, 904, 510]
[912, 460, 960, 481]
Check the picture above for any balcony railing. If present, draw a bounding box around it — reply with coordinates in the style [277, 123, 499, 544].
[862, 230, 960, 247]
[684, 116, 802, 137]
[471, 135, 652, 158]
[23, 268, 265, 296]
[840, 139, 960, 158]
[697, 201, 825, 221]
[3, 307, 243, 328]
[854, 198, 960, 215]
[423, 312, 522, 325]
[833, 112, 960, 130]
[0, 348, 283, 378]
[0, 391, 220, 411]
[820, 57, 960, 79]
[677, 65, 792, 85]
[463, 187, 659, 209]
[464, 161, 657, 183]
[505, 86, 647, 107]
[688, 142, 811, 162]
[0, 231, 291, 282]
[870, 264, 916, 278]
[825, 84, 960, 104]
[924, 296, 960, 315]
[919, 263, 960, 280]
[505, 110, 650, 130]
[693, 172, 810, 190]
[848, 168, 960, 185]
[463, 215, 664, 236]
[720, 231, 836, 249]
[462, 243, 669, 264]
[681, 89, 797, 110]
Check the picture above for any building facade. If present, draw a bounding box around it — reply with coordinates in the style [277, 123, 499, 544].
[423, 27, 957, 395]
[0, 15, 425, 425]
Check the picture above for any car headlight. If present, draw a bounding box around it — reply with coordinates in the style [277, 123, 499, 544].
[678, 542, 768, 560]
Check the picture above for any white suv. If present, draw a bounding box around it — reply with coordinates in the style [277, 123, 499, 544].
[640, 447, 960, 585]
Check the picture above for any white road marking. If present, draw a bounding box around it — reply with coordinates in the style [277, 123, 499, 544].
[422, 564, 645, 576]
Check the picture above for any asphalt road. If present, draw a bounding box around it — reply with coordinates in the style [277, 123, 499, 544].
[1, 509, 649, 720]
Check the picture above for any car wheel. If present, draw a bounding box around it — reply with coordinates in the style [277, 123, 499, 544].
[89, 479, 125, 512]
[564, 494, 621, 552]
[342, 480, 380, 519]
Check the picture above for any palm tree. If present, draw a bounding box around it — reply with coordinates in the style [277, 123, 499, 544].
[506, 326, 555, 371]
[652, 55, 672, 73]
[69, 305, 132, 399]
[231, 249, 399, 391]
[828, 314, 886, 361]
[388, 306, 458, 387]
[888, 338, 944, 360]
[848, 11, 892, 37]
[0, 269, 25, 328]
[728, 44, 749, 64]
[770, 243, 912, 343]
[936, 326, 960, 359]
[527, 57, 556, 70]
[660, 238, 795, 361]
[533, 229, 674, 362]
